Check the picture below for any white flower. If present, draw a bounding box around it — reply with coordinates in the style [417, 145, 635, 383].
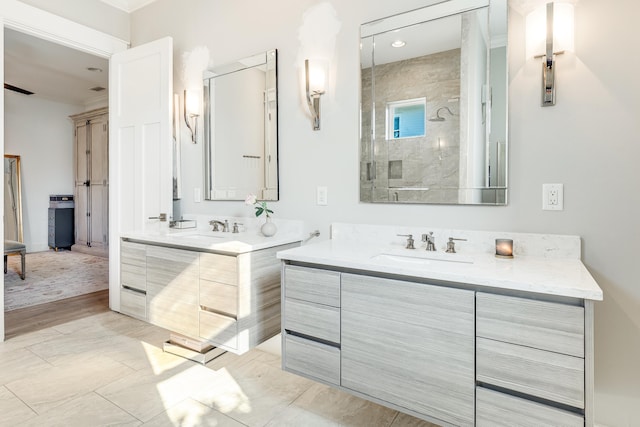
[245, 194, 257, 205]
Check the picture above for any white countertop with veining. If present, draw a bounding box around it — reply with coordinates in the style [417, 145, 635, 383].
[277, 224, 603, 301]
[121, 216, 304, 255]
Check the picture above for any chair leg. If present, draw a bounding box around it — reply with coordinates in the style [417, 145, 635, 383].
[4, 255, 6, 274]
[20, 250, 25, 280]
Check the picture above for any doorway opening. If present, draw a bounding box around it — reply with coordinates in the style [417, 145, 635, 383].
[3, 27, 110, 334]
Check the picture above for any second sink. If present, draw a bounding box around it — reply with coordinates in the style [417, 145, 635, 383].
[372, 250, 474, 266]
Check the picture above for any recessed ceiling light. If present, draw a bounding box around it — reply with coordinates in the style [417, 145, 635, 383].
[87, 67, 103, 72]
[391, 40, 406, 48]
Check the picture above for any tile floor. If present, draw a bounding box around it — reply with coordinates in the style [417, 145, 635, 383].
[0, 310, 439, 426]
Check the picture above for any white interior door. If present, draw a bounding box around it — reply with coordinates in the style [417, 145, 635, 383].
[108, 37, 173, 311]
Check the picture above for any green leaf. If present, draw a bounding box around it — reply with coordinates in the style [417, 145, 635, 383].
[255, 207, 264, 217]
[266, 209, 274, 214]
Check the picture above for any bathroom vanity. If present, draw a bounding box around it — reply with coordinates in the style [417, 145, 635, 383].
[277, 223, 602, 427]
[118, 219, 302, 354]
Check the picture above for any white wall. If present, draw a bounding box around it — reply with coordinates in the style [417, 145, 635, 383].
[4, 91, 82, 251]
[129, 0, 640, 424]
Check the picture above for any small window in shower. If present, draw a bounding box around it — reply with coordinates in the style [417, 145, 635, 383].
[387, 98, 426, 140]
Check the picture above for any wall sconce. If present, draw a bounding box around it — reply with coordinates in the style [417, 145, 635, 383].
[526, 2, 574, 106]
[305, 59, 328, 131]
[184, 89, 199, 143]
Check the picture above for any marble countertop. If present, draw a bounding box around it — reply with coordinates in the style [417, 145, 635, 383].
[121, 224, 303, 255]
[277, 240, 603, 301]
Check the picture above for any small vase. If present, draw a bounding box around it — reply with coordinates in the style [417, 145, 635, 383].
[261, 217, 277, 237]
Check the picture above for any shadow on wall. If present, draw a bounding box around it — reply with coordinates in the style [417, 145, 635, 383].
[593, 274, 640, 426]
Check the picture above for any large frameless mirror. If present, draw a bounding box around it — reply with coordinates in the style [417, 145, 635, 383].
[204, 49, 279, 201]
[360, 0, 508, 205]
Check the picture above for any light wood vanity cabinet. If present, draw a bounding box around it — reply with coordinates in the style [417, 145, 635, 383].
[476, 292, 590, 425]
[146, 245, 200, 338]
[281, 263, 594, 426]
[282, 265, 475, 426]
[119, 240, 147, 320]
[120, 239, 296, 354]
[282, 265, 341, 385]
[341, 273, 475, 426]
[198, 245, 289, 353]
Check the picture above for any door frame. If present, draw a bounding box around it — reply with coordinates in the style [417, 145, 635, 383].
[0, 0, 128, 341]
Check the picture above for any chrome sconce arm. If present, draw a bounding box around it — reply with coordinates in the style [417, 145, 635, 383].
[305, 59, 325, 131]
[184, 89, 199, 143]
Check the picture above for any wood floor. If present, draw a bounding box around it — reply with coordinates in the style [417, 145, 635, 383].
[4, 289, 109, 340]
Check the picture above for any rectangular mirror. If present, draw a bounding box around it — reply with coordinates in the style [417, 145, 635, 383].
[204, 49, 278, 201]
[360, 0, 508, 205]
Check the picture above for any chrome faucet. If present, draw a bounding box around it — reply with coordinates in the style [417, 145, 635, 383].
[209, 219, 229, 232]
[422, 232, 436, 251]
[445, 237, 467, 253]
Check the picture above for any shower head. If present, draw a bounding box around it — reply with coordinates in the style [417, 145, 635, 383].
[429, 106, 454, 122]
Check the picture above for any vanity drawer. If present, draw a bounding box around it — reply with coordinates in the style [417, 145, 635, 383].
[200, 253, 237, 286]
[120, 288, 146, 320]
[121, 263, 146, 291]
[200, 279, 237, 317]
[284, 298, 340, 344]
[476, 292, 584, 357]
[476, 387, 584, 427]
[284, 265, 340, 307]
[284, 334, 340, 386]
[121, 240, 146, 267]
[199, 310, 237, 349]
[477, 337, 584, 408]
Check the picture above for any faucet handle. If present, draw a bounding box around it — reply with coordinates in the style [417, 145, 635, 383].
[445, 237, 467, 253]
[397, 234, 415, 250]
[232, 222, 243, 233]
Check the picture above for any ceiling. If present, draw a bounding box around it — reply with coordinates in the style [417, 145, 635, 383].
[4, 28, 109, 106]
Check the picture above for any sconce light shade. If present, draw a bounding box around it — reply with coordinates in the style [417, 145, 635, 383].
[305, 59, 328, 131]
[184, 89, 199, 143]
[526, 2, 575, 107]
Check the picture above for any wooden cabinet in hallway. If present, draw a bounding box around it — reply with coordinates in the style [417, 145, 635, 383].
[71, 107, 108, 257]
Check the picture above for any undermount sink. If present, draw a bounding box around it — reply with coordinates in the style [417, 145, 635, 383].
[372, 250, 474, 265]
[173, 232, 227, 240]
[185, 234, 227, 239]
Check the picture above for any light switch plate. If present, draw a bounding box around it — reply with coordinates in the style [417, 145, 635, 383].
[542, 183, 563, 210]
[194, 187, 201, 203]
[317, 186, 328, 205]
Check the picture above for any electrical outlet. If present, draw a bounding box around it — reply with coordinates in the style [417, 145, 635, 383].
[317, 186, 328, 206]
[542, 183, 563, 210]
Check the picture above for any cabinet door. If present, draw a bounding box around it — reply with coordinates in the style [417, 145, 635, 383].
[89, 117, 109, 248]
[146, 245, 199, 337]
[341, 274, 475, 426]
[75, 123, 89, 246]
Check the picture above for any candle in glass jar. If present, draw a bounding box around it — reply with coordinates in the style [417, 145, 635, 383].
[495, 239, 513, 258]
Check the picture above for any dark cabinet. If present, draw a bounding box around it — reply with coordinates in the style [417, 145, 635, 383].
[48, 208, 74, 250]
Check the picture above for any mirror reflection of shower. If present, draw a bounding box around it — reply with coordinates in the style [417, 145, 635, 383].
[429, 106, 455, 122]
